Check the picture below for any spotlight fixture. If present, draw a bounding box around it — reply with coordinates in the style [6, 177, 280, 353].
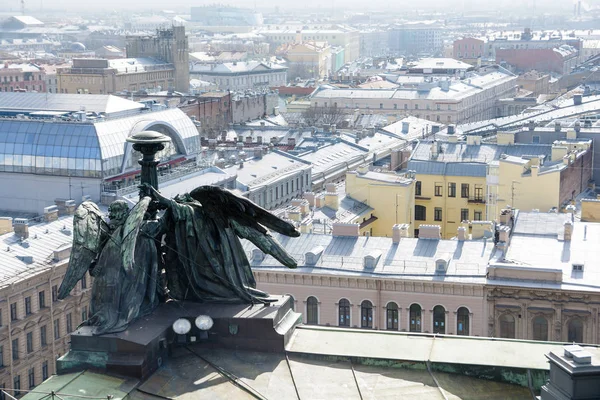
[195, 315, 214, 331]
[172, 318, 192, 335]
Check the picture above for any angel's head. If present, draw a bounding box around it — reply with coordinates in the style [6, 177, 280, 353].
[108, 200, 130, 227]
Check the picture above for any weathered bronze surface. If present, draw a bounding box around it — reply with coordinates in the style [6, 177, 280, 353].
[58, 131, 299, 335]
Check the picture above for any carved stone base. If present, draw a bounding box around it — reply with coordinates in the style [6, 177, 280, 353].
[56, 295, 300, 380]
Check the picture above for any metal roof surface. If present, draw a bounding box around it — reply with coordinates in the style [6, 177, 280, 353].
[407, 160, 488, 177]
[0, 93, 144, 115]
[0, 215, 75, 289]
[411, 141, 552, 164]
[244, 232, 493, 283]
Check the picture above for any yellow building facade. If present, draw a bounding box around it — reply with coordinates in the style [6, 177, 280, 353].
[493, 131, 593, 218]
[345, 169, 415, 237]
[412, 167, 487, 239]
[278, 42, 331, 80]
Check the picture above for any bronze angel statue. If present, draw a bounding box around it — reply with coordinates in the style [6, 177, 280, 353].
[58, 185, 300, 335]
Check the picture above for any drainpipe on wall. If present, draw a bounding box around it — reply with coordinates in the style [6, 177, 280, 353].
[377, 279, 382, 330]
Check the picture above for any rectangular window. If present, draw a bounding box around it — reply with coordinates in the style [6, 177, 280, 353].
[66, 314, 72, 334]
[461, 183, 469, 198]
[434, 208, 442, 221]
[434, 183, 443, 197]
[460, 208, 469, 222]
[26, 332, 33, 354]
[448, 182, 456, 197]
[52, 285, 58, 302]
[10, 303, 17, 321]
[54, 319, 60, 340]
[0, 346, 3, 367]
[532, 135, 540, 144]
[415, 205, 427, 221]
[12, 339, 18, 360]
[40, 325, 47, 347]
[38, 291, 46, 309]
[81, 274, 87, 290]
[25, 297, 31, 315]
[474, 184, 484, 201]
[13, 375, 20, 397]
[474, 211, 482, 221]
[42, 361, 49, 381]
[415, 181, 422, 196]
[28, 368, 34, 389]
[82, 306, 88, 322]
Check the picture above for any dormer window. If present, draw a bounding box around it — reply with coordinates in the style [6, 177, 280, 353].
[436, 259, 448, 273]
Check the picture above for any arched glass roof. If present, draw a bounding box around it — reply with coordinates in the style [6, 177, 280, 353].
[0, 108, 200, 178]
[0, 120, 102, 177]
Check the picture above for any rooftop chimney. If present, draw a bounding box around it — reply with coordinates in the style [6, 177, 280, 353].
[332, 222, 360, 237]
[555, 121, 562, 132]
[563, 220, 573, 241]
[418, 225, 441, 239]
[392, 224, 402, 244]
[431, 140, 440, 158]
[303, 192, 316, 207]
[44, 205, 59, 223]
[13, 218, 29, 240]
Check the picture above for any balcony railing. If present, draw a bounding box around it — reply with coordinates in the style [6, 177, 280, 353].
[467, 196, 485, 204]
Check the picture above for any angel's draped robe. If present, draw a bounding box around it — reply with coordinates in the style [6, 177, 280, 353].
[161, 200, 269, 303]
[89, 220, 161, 335]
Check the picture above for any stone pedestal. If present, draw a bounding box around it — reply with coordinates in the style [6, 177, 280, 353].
[57, 295, 301, 380]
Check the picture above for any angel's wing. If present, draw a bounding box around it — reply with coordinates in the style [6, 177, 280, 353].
[189, 186, 300, 268]
[121, 196, 151, 275]
[58, 201, 108, 299]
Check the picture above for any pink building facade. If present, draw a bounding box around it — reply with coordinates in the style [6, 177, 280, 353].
[248, 227, 491, 337]
[0, 63, 46, 92]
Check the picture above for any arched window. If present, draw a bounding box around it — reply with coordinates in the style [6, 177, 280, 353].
[433, 305, 445, 334]
[409, 304, 421, 332]
[499, 314, 515, 338]
[306, 296, 318, 325]
[339, 299, 350, 327]
[568, 318, 584, 343]
[532, 316, 548, 341]
[386, 303, 398, 330]
[361, 300, 373, 329]
[457, 307, 470, 336]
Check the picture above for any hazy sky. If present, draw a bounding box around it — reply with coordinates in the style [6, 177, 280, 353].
[3, 0, 586, 14]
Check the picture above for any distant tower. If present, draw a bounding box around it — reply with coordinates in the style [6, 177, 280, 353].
[125, 26, 189, 93]
[20, 0, 25, 15]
